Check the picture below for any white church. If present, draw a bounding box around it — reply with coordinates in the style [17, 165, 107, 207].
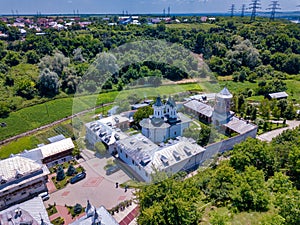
[139, 96, 192, 143]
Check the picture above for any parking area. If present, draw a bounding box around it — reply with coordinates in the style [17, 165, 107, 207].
[45, 149, 134, 209]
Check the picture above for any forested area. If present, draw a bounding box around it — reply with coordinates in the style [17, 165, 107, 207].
[0, 16, 299, 118]
[136, 126, 300, 225]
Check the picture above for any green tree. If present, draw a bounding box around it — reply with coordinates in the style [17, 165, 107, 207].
[4, 51, 21, 67]
[0, 101, 10, 118]
[283, 103, 296, 120]
[38, 51, 70, 77]
[208, 162, 236, 206]
[14, 77, 36, 99]
[66, 164, 76, 176]
[38, 68, 60, 96]
[231, 166, 270, 212]
[133, 106, 153, 127]
[25, 50, 39, 64]
[229, 138, 276, 177]
[56, 166, 65, 181]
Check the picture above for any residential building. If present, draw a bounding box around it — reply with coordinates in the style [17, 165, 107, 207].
[0, 156, 49, 210]
[18, 138, 75, 167]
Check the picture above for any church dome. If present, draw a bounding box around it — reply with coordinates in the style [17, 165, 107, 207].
[153, 97, 164, 107]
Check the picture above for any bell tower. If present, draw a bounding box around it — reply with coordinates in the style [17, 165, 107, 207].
[213, 87, 233, 125]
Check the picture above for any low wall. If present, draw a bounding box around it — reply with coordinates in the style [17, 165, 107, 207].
[202, 126, 258, 161]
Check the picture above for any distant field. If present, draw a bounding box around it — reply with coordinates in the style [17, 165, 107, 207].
[166, 23, 219, 31]
[0, 83, 201, 142]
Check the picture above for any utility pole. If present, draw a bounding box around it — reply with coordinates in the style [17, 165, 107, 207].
[229, 4, 235, 17]
[241, 4, 246, 17]
[249, 0, 261, 21]
[267, 1, 281, 21]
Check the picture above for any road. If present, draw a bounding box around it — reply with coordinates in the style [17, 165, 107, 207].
[257, 120, 300, 142]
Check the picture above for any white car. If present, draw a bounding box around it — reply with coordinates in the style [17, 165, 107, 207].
[38, 192, 50, 201]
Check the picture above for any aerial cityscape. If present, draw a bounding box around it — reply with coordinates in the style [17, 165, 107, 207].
[0, 0, 300, 224]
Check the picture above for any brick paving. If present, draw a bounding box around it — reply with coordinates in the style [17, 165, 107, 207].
[46, 174, 57, 194]
[119, 206, 139, 225]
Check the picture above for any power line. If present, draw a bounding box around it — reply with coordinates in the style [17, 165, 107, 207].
[241, 4, 246, 17]
[266, 1, 281, 21]
[248, 0, 261, 21]
[229, 4, 235, 17]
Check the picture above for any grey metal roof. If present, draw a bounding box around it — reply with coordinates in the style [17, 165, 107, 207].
[268, 91, 288, 99]
[117, 134, 158, 162]
[184, 100, 213, 118]
[224, 116, 257, 134]
[153, 96, 164, 107]
[166, 96, 176, 108]
[143, 137, 205, 174]
[47, 134, 65, 143]
[140, 118, 171, 129]
[0, 197, 52, 225]
[71, 205, 119, 225]
[219, 87, 232, 96]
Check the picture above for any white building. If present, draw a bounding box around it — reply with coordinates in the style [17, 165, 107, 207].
[85, 114, 129, 153]
[71, 200, 119, 225]
[116, 134, 205, 183]
[16, 138, 75, 168]
[0, 197, 52, 225]
[140, 97, 192, 143]
[0, 156, 49, 210]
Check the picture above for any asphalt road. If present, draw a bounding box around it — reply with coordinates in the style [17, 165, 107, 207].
[257, 120, 300, 142]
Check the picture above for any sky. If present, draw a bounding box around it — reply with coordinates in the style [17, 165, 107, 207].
[0, 0, 298, 15]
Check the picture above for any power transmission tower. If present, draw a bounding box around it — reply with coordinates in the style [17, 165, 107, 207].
[163, 8, 166, 17]
[229, 4, 235, 17]
[241, 4, 246, 17]
[249, 0, 261, 21]
[267, 1, 281, 21]
[167, 6, 170, 17]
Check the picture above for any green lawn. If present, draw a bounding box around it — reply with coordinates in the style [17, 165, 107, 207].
[0, 122, 74, 159]
[0, 136, 40, 159]
[285, 79, 300, 101]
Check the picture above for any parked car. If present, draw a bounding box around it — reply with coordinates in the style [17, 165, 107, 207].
[70, 172, 86, 184]
[106, 165, 120, 175]
[38, 192, 50, 201]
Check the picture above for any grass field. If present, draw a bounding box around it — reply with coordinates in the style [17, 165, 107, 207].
[166, 23, 219, 32]
[0, 122, 74, 159]
[0, 82, 202, 144]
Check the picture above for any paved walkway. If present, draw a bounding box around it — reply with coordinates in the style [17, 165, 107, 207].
[257, 120, 300, 142]
[45, 150, 133, 209]
[46, 174, 57, 194]
[112, 203, 139, 225]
